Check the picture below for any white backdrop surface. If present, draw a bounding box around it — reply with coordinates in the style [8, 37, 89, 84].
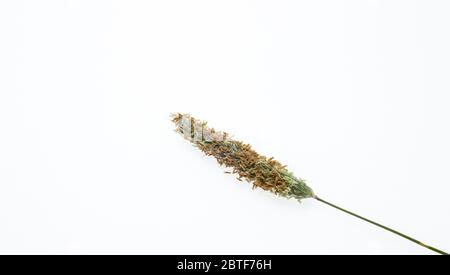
[1, 1, 450, 254]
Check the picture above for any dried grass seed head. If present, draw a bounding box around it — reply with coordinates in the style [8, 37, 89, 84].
[171, 113, 314, 201]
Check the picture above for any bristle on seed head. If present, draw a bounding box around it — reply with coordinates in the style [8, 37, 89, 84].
[171, 113, 314, 201]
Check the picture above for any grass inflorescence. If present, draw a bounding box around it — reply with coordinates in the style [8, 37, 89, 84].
[171, 112, 448, 255]
[171, 113, 314, 201]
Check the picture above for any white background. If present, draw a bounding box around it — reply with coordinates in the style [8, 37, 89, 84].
[1, 1, 449, 255]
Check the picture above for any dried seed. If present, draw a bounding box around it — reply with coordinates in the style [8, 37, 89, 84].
[171, 113, 314, 201]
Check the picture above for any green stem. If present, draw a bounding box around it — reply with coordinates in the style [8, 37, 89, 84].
[314, 196, 448, 255]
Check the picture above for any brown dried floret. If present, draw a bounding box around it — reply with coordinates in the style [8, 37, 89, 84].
[171, 113, 314, 201]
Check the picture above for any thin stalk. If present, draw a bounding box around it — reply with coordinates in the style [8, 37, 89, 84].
[314, 196, 448, 255]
